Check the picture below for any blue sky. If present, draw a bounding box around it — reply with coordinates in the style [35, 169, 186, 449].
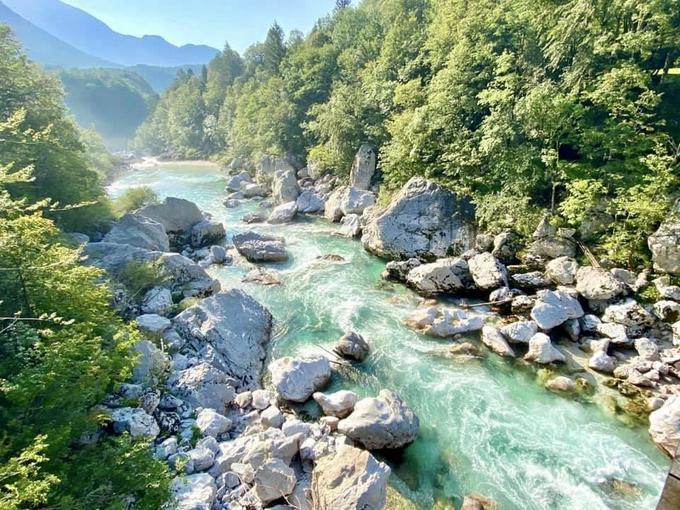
[61, 0, 338, 52]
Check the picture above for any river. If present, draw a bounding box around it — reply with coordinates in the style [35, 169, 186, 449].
[109, 161, 670, 510]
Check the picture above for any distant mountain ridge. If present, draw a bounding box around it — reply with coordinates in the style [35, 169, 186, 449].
[0, 1, 115, 68]
[3, 0, 219, 67]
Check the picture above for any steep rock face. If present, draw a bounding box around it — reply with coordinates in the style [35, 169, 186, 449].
[173, 290, 273, 390]
[138, 197, 204, 238]
[312, 444, 390, 510]
[349, 144, 377, 190]
[361, 177, 475, 260]
[648, 220, 680, 274]
[272, 168, 300, 205]
[103, 213, 169, 252]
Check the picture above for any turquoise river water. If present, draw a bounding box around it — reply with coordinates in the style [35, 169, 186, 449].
[109, 161, 671, 510]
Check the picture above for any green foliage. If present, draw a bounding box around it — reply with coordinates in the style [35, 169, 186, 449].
[115, 260, 168, 301]
[111, 186, 158, 217]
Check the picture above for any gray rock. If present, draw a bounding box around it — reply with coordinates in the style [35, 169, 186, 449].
[173, 290, 272, 390]
[268, 201, 298, 224]
[654, 276, 680, 301]
[576, 267, 626, 300]
[232, 231, 288, 262]
[188, 447, 215, 472]
[349, 145, 376, 190]
[468, 253, 507, 290]
[141, 287, 173, 315]
[190, 219, 225, 248]
[382, 258, 422, 282]
[253, 458, 297, 504]
[338, 390, 418, 449]
[138, 197, 204, 237]
[335, 331, 370, 361]
[475, 233, 494, 252]
[110, 407, 159, 438]
[196, 408, 232, 437]
[296, 190, 325, 214]
[242, 182, 268, 198]
[272, 168, 300, 204]
[167, 363, 236, 412]
[242, 267, 282, 286]
[500, 320, 538, 344]
[83, 242, 161, 272]
[362, 177, 475, 260]
[635, 337, 660, 361]
[132, 340, 169, 385]
[589, 350, 616, 373]
[545, 376, 577, 392]
[492, 231, 521, 264]
[339, 213, 361, 237]
[225, 170, 252, 192]
[648, 221, 680, 274]
[269, 355, 332, 402]
[481, 326, 515, 357]
[313, 390, 358, 418]
[158, 253, 220, 298]
[324, 186, 375, 222]
[136, 314, 171, 338]
[171, 473, 216, 510]
[524, 333, 566, 364]
[405, 257, 471, 296]
[405, 306, 483, 337]
[649, 395, 680, 456]
[510, 271, 551, 291]
[261, 405, 285, 428]
[312, 444, 390, 510]
[545, 257, 579, 285]
[104, 213, 169, 251]
[601, 299, 655, 336]
[209, 245, 228, 264]
[530, 289, 584, 330]
[653, 300, 680, 323]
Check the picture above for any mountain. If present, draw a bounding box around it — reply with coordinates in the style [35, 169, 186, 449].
[129, 64, 204, 94]
[3, 0, 219, 67]
[0, 1, 115, 68]
[58, 68, 159, 149]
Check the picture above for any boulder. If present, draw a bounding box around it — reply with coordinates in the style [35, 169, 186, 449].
[545, 376, 577, 392]
[405, 257, 472, 296]
[253, 459, 297, 503]
[589, 350, 616, 373]
[654, 276, 680, 301]
[362, 177, 475, 260]
[648, 221, 680, 274]
[405, 306, 483, 338]
[649, 395, 680, 456]
[526, 217, 576, 262]
[138, 197, 204, 237]
[524, 333, 566, 364]
[654, 300, 680, 323]
[468, 253, 508, 290]
[634, 337, 660, 361]
[269, 356, 332, 402]
[324, 186, 376, 222]
[209, 245, 229, 264]
[492, 231, 521, 264]
[296, 190, 325, 214]
[103, 213, 169, 252]
[273, 168, 300, 204]
[500, 320, 538, 344]
[171, 473, 216, 510]
[110, 407, 159, 438]
[242, 267, 282, 286]
[312, 444, 390, 510]
[132, 340, 169, 385]
[576, 267, 626, 300]
[159, 253, 220, 298]
[313, 390, 358, 418]
[261, 405, 285, 428]
[225, 170, 252, 192]
[338, 390, 419, 449]
[268, 201, 298, 224]
[232, 231, 288, 262]
[349, 145, 377, 190]
[83, 242, 161, 272]
[335, 331, 370, 361]
[190, 219, 225, 248]
[136, 314, 171, 338]
[545, 257, 579, 285]
[481, 326, 515, 357]
[510, 271, 551, 291]
[173, 290, 272, 390]
[196, 409, 232, 437]
[530, 289, 584, 330]
[242, 183, 268, 198]
[601, 299, 655, 336]
[167, 363, 236, 411]
[382, 258, 421, 282]
[339, 214, 361, 237]
[141, 287, 173, 316]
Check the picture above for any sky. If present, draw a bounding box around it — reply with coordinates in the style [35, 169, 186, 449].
[61, 0, 338, 52]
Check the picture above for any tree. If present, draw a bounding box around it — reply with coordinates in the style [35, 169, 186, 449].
[263, 22, 286, 75]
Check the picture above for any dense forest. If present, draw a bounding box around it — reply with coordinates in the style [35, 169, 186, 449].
[137, 0, 680, 266]
[0, 25, 170, 508]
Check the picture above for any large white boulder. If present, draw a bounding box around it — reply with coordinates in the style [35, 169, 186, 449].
[530, 289, 584, 330]
[268, 201, 298, 224]
[269, 355, 332, 402]
[468, 253, 508, 290]
[312, 444, 390, 510]
[338, 389, 419, 449]
[141, 287, 173, 315]
[481, 325, 515, 357]
[500, 320, 538, 344]
[324, 186, 376, 222]
[104, 213, 169, 252]
[273, 168, 300, 204]
[405, 257, 472, 296]
[173, 290, 272, 390]
[296, 190, 325, 214]
[313, 390, 358, 418]
[524, 333, 566, 364]
[545, 256, 579, 285]
[405, 306, 483, 338]
[253, 458, 297, 503]
[576, 267, 626, 300]
[138, 197, 204, 236]
[349, 145, 377, 190]
[171, 473, 216, 510]
[649, 395, 680, 456]
[196, 408, 232, 437]
[361, 177, 475, 260]
[167, 362, 236, 411]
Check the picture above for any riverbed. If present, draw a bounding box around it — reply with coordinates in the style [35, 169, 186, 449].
[109, 161, 670, 510]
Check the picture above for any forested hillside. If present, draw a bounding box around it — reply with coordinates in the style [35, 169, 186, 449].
[136, 0, 680, 266]
[0, 25, 169, 508]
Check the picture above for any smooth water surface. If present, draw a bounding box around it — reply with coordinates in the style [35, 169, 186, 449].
[110, 162, 670, 510]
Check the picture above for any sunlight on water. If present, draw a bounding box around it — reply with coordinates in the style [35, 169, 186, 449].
[112, 162, 670, 510]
